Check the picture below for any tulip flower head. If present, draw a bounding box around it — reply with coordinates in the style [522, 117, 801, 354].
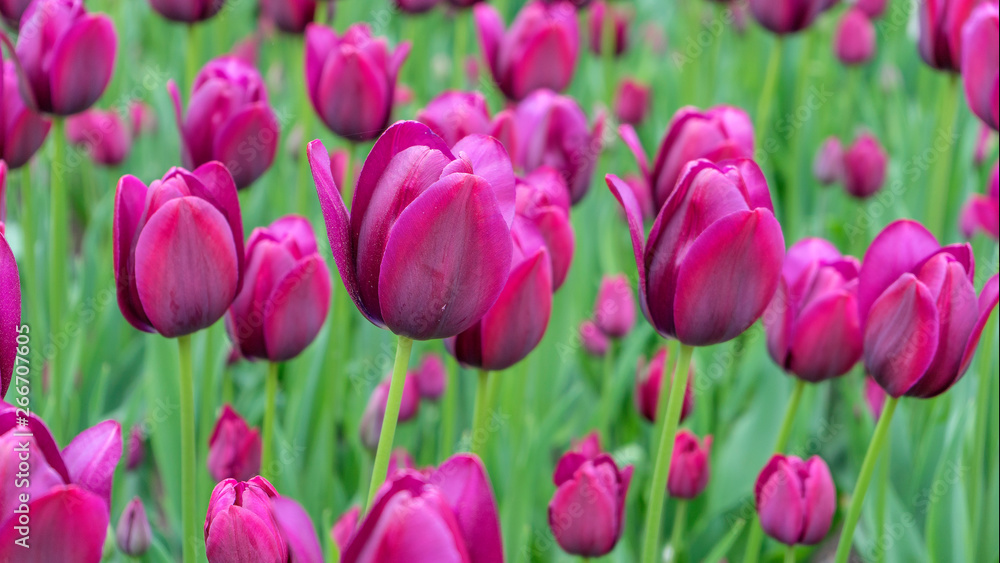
[613, 78, 651, 126]
[414, 354, 447, 400]
[588, 0, 630, 57]
[331, 506, 360, 552]
[749, 0, 834, 34]
[1, 61, 51, 169]
[593, 274, 636, 339]
[755, 454, 836, 545]
[261, 0, 317, 34]
[116, 497, 152, 557]
[0, 0, 31, 28]
[416, 90, 493, 147]
[842, 131, 888, 199]
[149, 0, 224, 23]
[960, 162, 999, 240]
[359, 376, 421, 450]
[204, 477, 286, 562]
[66, 108, 133, 167]
[918, 0, 981, 72]
[207, 405, 262, 482]
[812, 136, 844, 186]
[515, 166, 575, 289]
[634, 347, 694, 423]
[668, 430, 712, 499]
[579, 319, 610, 356]
[126, 425, 145, 470]
[857, 0, 888, 18]
[0, 226, 18, 399]
[960, 1, 998, 131]
[393, 0, 441, 13]
[835, 8, 876, 66]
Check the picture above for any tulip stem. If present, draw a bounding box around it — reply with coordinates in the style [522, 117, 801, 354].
[46, 118, 67, 438]
[365, 335, 414, 511]
[440, 357, 458, 459]
[471, 369, 492, 458]
[652, 341, 681, 453]
[754, 38, 782, 145]
[833, 396, 899, 563]
[186, 24, 200, 92]
[784, 545, 795, 563]
[641, 344, 694, 563]
[969, 308, 997, 560]
[177, 335, 197, 563]
[926, 76, 961, 238]
[452, 9, 469, 89]
[874, 444, 889, 563]
[296, 36, 313, 216]
[262, 362, 279, 480]
[597, 340, 617, 439]
[670, 500, 688, 561]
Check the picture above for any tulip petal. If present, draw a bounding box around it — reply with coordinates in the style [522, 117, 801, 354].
[212, 103, 280, 189]
[553, 452, 589, 486]
[0, 486, 109, 563]
[799, 457, 836, 545]
[858, 220, 940, 327]
[477, 248, 552, 370]
[315, 46, 389, 141]
[787, 291, 863, 381]
[547, 461, 621, 557]
[510, 25, 577, 100]
[60, 420, 121, 508]
[618, 124, 650, 181]
[205, 505, 287, 563]
[113, 175, 154, 332]
[606, 174, 649, 319]
[532, 205, 574, 290]
[451, 135, 516, 227]
[271, 497, 324, 563]
[263, 255, 332, 362]
[0, 235, 20, 398]
[0, 409, 71, 483]
[305, 24, 338, 109]
[474, 4, 505, 78]
[957, 274, 1000, 380]
[5, 107, 52, 169]
[185, 162, 247, 291]
[757, 461, 805, 545]
[47, 14, 117, 115]
[433, 454, 504, 563]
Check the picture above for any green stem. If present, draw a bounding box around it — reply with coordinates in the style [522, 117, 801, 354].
[262, 362, 279, 480]
[670, 500, 688, 561]
[439, 357, 458, 459]
[641, 344, 694, 563]
[296, 37, 313, 216]
[874, 444, 889, 563]
[969, 308, 997, 561]
[926, 76, 962, 238]
[652, 341, 680, 452]
[178, 335, 197, 563]
[471, 369, 491, 457]
[754, 38, 783, 145]
[186, 24, 200, 92]
[452, 9, 469, 89]
[47, 118, 67, 436]
[784, 545, 795, 563]
[365, 335, 414, 511]
[833, 396, 900, 563]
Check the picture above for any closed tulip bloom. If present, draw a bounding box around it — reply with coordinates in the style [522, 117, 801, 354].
[516, 166, 575, 289]
[475, 1, 580, 101]
[359, 376, 421, 450]
[812, 136, 844, 185]
[1, 61, 51, 169]
[310, 122, 516, 340]
[261, 0, 316, 34]
[126, 425, 145, 470]
[961, 2, 998, 130]
[749, 0, 832, 34]
[387, 449, 417, 477]
[0, 0, 30, 27]
[207, 405, 262, 482]
[204, 477, 286, 562]
[960, 162, 999, 239]
[414, 354, 447, 400]
[305, 23, 410, 142]
[835, 8, 876, 65]
[593, 274, 635, 338]
[0, 230, 19, 398]
[15, 0, 117, 116]
[416, 90, 493, 147]
[859, 220, 1000, 398]
[608, 159, 785, 346]
[620, 106, 755, 211]
[579, 320, 610, 356]
[394, 0, 441, 14]
[634, 348, 694, 423]
[668, 431, 712, 499]
[588, 0, 630, 57]
[613, 78, 651, 126]
[918, 0, 980, 72]
[755, 455, 836, 545]
[343, 454, 504, 563]
[842, 132, 888, 198]
[765, 239, 863, 381]
[114, 162, 246, 338]
[66, 108, 132, 166]
[331, 506, 360, 551]
[116, 497, 152, 557]
[857, 0, 887, 18]
[149, 0, 224, 22]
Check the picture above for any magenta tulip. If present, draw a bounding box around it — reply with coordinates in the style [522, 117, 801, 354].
[765, 238, 863, 382]
[65, 108, 132, 166]
[516, 166, 575, 289]
[475, 0, 580, 101]
[613, 78, 651, 126]
[960, 162, 999, 239]
[15, 0, 117, 116]
[634, 348, 694, 423]
[114, 162, 245, 338]
[310, 122, 515, 340]
[1, 61, 50, 169]
[842, 132, 888, 198]
[0, 230, 19, 398]
[116, 497, 152, 557]
[593, 274, 636, 338]
[261, 0, 316, 34]
[918, 0, 981, 72]
[169, 56, 280, 189]
[416, 90, 492, 147]
[331, 506, 360, 551]
[865, 375, 887, 419]
[859, 220, 999, 398]
[269, 496, 325, 563]
[342, 454, 504, 563]
[755, 454, 836, 545]
[668, 430, 712, 499]
[588, 0, 630, 57]
[414, 354, 447, 400]
[129, 101, 158, 137]
[207, 405, 262, 482]
[813, 136, 844, 185]
[857, 0, 887, 18]
[126, 425, 145, 470]
[620, 105, 755, 211]
[579, 319, 610, 356]
[387, 448, 417, 478]
[149, 0, 224, 22]
[204, 476, 286, 562]
[0, 0, 30, 27]
[449, 0, 486, 6]
[835, 8, 876, 65]
[961, 1, 998, 130]
[359, 376, 421, 450]
[607, 158, 785, 346]
[393, 0, 441, 13]
[749, 0, 833, 34]
[305, 23, 410, 142]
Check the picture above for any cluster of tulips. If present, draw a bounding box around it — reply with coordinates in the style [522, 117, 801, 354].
[0, 0, 998, 561]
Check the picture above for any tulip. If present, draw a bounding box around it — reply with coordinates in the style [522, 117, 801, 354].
[204, 476, 286, 562]
[516, 167, 575, 289]
[129, 101, 158, 137]
[960, 1, 998, 131]
[449, 0, 486, 6]
[835, 8, 876, 66]
[755, 454, 836, 545]
[864, 375, 887, 419]
[169, 56, 280, 190]
[1, 61, 51, 169]
[342, 454, 504, 562]
[331, 506, 360, 551]
[974, 123, 994, 165]
[812, 136, 844, 185]
[359, 376, 421, 450]
[226, 216, 331, 362]
[0, 0, 30, 27]
[270, 496, 325, 563]
[416, 90, 493, 147]
[607, 159, 785, 346]
[668, 430, 712, 499]
[261, 0, 316, 34]
[622, 174, 655, 220]
[394, 0, 441, 14]
[305, 23, 410, 141]
[960, 162, 999, 240]
[588, 0, 630, 57]
[858, 220, 999, 398]
[593, 274, 636, 339]
[310, 122, 516, 340]
[126, 425, 145, 470]
[207, 405, 262, 482]
[620, 106, 755, 211]
[149, 0, 224, 22]
[15, 0, 117, 116]
[0, 231, 17, 399]
[764, 238, 863, 382]
[387, 448, 417, 477]
[475, 1, 580, 101]
[549, 436, 633, 557]
[918, 0, 980, 72]
[857, 0, 887, 18]
[634, 348, 694, 423]
[613, 78, 651, 126]
[842, 132, 888, 199]
[116, 497, 152, 557]
[65, 108, 132, 166]
[579, 319, 610, 356]
[749, 0, 832, 35]
[414, 354, 447, 400]
[115, 163, 245, 338]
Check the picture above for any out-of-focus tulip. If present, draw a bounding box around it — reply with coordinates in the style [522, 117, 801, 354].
[579, 319, 610, 356]
[516, 166, 575, 289]
[387, 448, 417, 478]
[0, 229, 18, 398]
[342, 454, 504, 562]
[359, 376, 421, 450]
[755, 454, 836, 545]
[126, 425, 145, 470]
[449, 0, 486, 6]
[864, 375, 887, 419]
[261, 0, 316, 34]
[634, 348, 694, 423]
[593, 274, 635, 338]
[475, 1, 580, 101]
[65, 108, 132, 166]
[226, 216, 331, 361]
[149, 0, 224, 22]
[607, 159, 785, 346]
[859, 220, 999, 398]
[129, 101, 157, 137]
[204, 476, 286, 562]
[961, 162, 999, 239]
[394, 0, 441, 14]
[622, 174, 655, 220]
[613, 78, 651, 126]
[15, 0, 117, 116]
[169, 56, 279, 190]
[0, 0, 30, 27]
[842, 132, 888, 198]
[207, 405, 262, 482]
[668, 430, 712, 499]
[974, 123, 994, 165]
[115, 163, 245, 338]
[269, 496, 324, 563]
[813, 136, 844, 185]
[0, 407, 121, 561]
[310, 122, 515, 340]
[588, 0, 630, 57]
[414, 354, 447, 400]
[857, 0, 887, 18]
[835, 8, 876, 65]
[116, 497, 152, 557]
[918, 0, 980, 72]
[620, 106, 754, 211]
[765, 239, 863, 382]
[331, 506, 360, 551]
[549, 434, 633, 557]
[416, 90, 492, 147]
[749, 0, 833, 34]
[1, 61, 51, 169]
[961, 2, 998, 131]
[0, 162, 5, 233]
[305, 23, 410, 141]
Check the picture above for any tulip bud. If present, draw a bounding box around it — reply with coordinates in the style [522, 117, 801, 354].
[207, 405, 262, 482]
[918, 0, 980, 72]
[516, 167, 575, 289]
[960, 2, 998, 131]
[475, 1, 580, 101]
[842, 132, 888, 199]
[15, 0, 117, 116]
[393, 0, 441, 13]
[114, 163, 245, 338]
[579, 320, 610, 356]
[668, 431, 712, 499]
[613, 78, 651, 126]
[0, 0, 30, 27]
[634, 348, 694, 423]
[116, 497, 152, 557]
[305, 23, 410, 141]
[588, 0, 630, 57]
[857, 0, 887, 18]
[359, 377, 421, 450]
[593, 274, 636, 339]
[835, 8, 876, 66]
[960, 162, 999, 240]
[749, 0, 833, 34]
[755, 455, 836, 545]
[1, 61, 51, 169]
[416, 90, 493, 147]
[66, 108, 133, 167]
[387, 449, 417, 478]
[204, 476, 287, 562]
[812, 137, 844, 185]
[261, 0, 317, 34]
[149, 0, 224, 22]
[414, 354, 447, 400]
[864, 375, 887, 420]
[126, 425, 145, 470]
